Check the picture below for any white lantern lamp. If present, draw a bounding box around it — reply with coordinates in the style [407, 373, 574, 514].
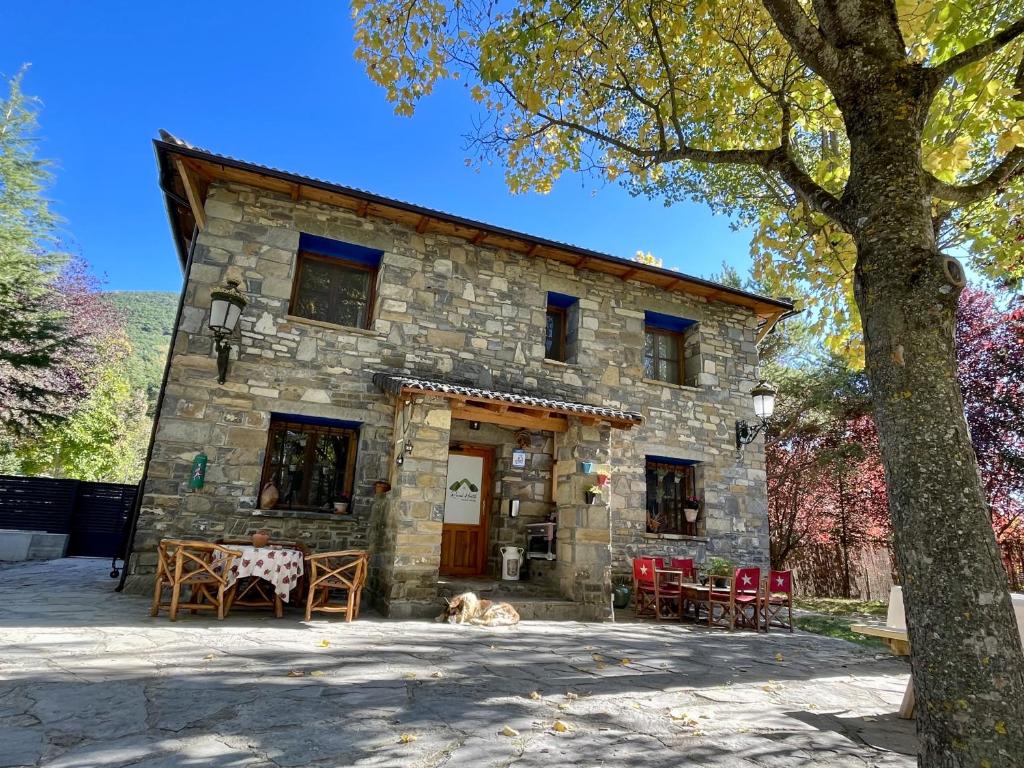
[736, 380, 777, 449]
[209, 277, 248, 384]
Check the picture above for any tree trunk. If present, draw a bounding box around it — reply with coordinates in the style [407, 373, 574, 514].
[844, 73, 1024, 766]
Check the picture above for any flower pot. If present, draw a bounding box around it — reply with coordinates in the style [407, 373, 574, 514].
[684, 507, 699, 523]
[374, 481, 391, 495]
[612, 584, 631, 609]
[259, 482, 279, 509]
[251, 531, 270, 548]
[584, 491, 600, 505]
[334, 502, 350, 515]
[581, 461, 595, 474]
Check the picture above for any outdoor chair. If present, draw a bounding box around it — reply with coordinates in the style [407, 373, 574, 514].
[669, 557, 696, 580]
[304, 550, 369, 622]
[150, 539, 241, 621]
[762, 570, 794, 632]
[709, 567, 762, 631]
[632, 557, 658, 618]
[654, 566, 685, 620]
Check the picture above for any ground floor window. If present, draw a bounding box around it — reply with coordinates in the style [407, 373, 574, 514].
[260, 415, 359, 511]
[645, 458, 702, 536]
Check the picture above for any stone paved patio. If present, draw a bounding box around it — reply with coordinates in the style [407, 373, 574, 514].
[0, 559, 918, 767]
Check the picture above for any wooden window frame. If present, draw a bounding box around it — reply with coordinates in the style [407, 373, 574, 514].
[644, 327, 685, 385]
[260, 419, 359, 511]
[546, 305, 568, 362]
[290, 250, 377, 330]
[645, 460, 701, 536]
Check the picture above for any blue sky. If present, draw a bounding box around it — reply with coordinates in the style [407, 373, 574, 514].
[4, 1, 755, 292]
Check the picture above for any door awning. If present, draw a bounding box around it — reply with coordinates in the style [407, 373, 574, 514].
[373, 373, 643, 431]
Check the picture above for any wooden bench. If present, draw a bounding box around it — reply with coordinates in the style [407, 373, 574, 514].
[851, 623, 914, 718]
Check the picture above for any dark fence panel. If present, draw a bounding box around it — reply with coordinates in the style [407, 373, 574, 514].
[0, 475, 138, 558]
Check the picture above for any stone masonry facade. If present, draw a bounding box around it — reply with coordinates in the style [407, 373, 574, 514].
[126, 177, 770, 619]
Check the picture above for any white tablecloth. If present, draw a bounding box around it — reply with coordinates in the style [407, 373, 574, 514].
[226, 546, 304, 602]
[887, 586, 1024, 641]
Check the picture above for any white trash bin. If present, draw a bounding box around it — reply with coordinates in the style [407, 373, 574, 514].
[501, 546, 524, 581]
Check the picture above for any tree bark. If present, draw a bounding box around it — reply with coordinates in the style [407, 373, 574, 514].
[842, 64, 1024, 767]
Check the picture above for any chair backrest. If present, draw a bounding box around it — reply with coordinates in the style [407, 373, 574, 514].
[163, 540, 240, 586]
[308, 550, 369, 590]
[217, 538, 310, 556]
[733, 567, 761, 595]
[768, 570, 793, 594]
[632, 557, 657, 586]
[670, 557, 695, 579]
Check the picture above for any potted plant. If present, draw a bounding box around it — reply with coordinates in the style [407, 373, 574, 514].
[373, 480, 391, 495]
[612, 575, 632, 609]
[251, 530, 271, 548]
[683, 496, 700, 524]
[704, 557, 735, 589]
[334, 495, 351, 515]
[584, 485, 602, 505]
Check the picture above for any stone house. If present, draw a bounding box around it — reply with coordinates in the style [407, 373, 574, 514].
[123, 132, 793, 620]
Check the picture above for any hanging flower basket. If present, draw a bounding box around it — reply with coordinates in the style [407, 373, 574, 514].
[684, 507, 699, 523]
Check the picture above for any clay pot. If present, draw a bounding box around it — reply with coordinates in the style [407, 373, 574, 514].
[374, 481, 391, 495]
[334, 502, 350, 515]
[684, 507, 699, 523]
[251, 530, 270, 548]
[260, 481, 279, 509]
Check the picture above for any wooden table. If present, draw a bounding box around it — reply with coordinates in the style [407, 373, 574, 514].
[851, 623, 914, 718]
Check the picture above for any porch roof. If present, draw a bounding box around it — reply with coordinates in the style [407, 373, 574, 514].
[372, 373, 643, 431]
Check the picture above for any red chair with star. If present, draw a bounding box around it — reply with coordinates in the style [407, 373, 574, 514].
[763, 570, 794, 632]
[632, 557, 658, 618]
[669, 557, 696, 581]
[709, 566, 762, 630]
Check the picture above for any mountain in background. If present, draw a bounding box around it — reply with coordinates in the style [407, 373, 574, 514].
[106, 291, 178, 409]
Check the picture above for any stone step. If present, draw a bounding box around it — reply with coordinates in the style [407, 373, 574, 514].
[513, 598, 587, 621]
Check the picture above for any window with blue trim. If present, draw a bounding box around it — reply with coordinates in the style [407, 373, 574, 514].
[546, 292, 579, 362]
[260, 414, 360, 511]
[291, 234, 383, 329]
[643, 311, 700, 386]
[645, 456, 702, 536]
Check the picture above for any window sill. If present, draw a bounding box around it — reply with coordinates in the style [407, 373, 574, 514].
[643, 532, 709, 543]
[284, 314, 382, 337]
[641, 378, 701, 392]
[542, 358, 580, 368]
[251, 508, 361, 522]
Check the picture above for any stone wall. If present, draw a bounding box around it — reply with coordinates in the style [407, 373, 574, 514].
[126, 178, 770, 607]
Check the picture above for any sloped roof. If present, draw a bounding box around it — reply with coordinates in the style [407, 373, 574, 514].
[373, 372, 643, 428]
[153, 131, 794, 324]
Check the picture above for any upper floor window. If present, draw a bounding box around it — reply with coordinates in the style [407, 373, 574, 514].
[643, 311, 699, 386]
[546, 292, 579, 363]
[290, 234, 382, 329]
[261, 414, 359, 511]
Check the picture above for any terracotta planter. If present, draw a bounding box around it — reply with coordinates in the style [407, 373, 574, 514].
[259, 482, 279, 509]
[251, 531, 270, 548]
[374, 481, 391, 495]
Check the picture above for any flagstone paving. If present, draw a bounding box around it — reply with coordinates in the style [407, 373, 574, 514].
[0, 559, 917, 767]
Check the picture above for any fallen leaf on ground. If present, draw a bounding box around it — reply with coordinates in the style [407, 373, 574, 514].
[403, 672, 417, 679]
[774, 652, 784, 662]
[529, 691, 542, 700]
[565, 692, 578, 700]
[203, 654, 216, 660]
[552, 720, 571, 733]
[311, 670, 326, 677]
[431, 671, 444, 678]
[399, 733, 418, 744]
[316, 639, 330, 648]
[620, 658, 631, 665]
[558, 703, 569, 711]
[501, 725, 520, 737]
[669, 709, 699, 727]
[595, 662, 607, 669]
[286, 669, 305, 677]
[591, 653, 603, 662]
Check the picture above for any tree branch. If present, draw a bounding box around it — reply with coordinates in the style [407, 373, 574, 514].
[760, 0, 839, 78]
[926, 148, 1024, 204]
[930, 16, 1024, 81]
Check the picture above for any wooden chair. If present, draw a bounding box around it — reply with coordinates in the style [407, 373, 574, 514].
[709, 567, 762, 630]
[669, 557, 695, 580]
[150, 539, 241, 621]
[654, 568, 685, 620]
[632, 557, 658, 618]
[304, 550, 369, 622]
[763, 570, 794, 632]
[217, 538, 310, 617]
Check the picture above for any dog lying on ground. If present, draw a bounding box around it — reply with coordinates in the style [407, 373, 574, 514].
[436, 591, 520, 627]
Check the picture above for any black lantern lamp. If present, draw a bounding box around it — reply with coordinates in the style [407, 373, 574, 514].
[735, 380, 777, 449]
[209, 277, 248, 384]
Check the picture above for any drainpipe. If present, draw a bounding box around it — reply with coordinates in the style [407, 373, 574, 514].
[116, 223, 198, 591]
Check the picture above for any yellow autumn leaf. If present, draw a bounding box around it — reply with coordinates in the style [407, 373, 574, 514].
[552, 720, 571, 732]
[399, 733, 418, 744]
[501, 725, 520, 737]
[529, 690, 542, 700]
[316, 639, 330, 648]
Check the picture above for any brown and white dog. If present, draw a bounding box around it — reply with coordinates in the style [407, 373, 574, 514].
[437, 591, 520, 627]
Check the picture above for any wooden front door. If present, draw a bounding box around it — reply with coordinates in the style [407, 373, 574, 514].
[440, 447, 491, 576]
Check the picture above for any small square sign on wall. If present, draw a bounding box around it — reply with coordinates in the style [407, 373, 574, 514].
[511, 450, 528, 468]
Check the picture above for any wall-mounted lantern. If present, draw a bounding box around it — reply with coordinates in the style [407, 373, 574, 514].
[735, 380, 777, 449]
[209, 277, 248, 384]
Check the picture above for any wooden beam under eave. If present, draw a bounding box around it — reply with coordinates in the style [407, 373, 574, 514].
[620, 268, 637, 282]
[356, 200, 370, 217]
[756, 310, 788, 344]
[451, 403, 569, 433]
[289, 183, 301, 201]
[174, 157, 207, 231]
[526, 243, 540, 258]
[416, 216, 431, 234]
[471, 230, 487, 245]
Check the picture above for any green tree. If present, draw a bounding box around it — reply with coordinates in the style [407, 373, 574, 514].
[14, 336, 149, 483]
[354, 1, 1024, 762]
